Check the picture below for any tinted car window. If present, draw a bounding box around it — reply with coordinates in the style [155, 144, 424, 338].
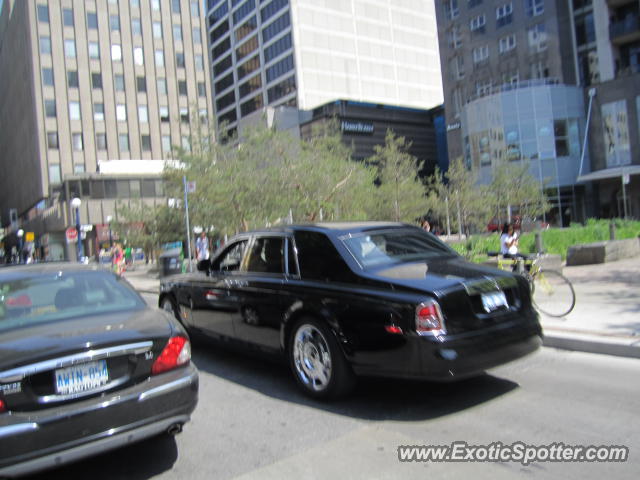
[342, 228, 458, 269]
[287, 238, 298, 276]
[212, 240, 247, 272]
[293, 231, 357, 283]
[0, 270, 144, 332]
[245, 236, 284, 274]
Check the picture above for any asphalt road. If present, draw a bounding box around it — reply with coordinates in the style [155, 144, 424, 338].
[24, 293, 639, 480]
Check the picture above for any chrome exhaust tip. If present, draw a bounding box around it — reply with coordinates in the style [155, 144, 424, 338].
[167, 423, 183, 436]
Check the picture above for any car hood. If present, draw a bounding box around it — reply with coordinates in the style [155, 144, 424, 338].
[367, 257, 511, 294]
[0, 307, 173, 372]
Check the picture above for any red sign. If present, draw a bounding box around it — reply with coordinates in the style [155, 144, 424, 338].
[66, 227, 78, 243]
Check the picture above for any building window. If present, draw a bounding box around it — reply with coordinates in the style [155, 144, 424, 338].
[89, 42, 100, 59]
[496, 3, 513, 27]
[72, 133, 83, 151]
[157, 77, 167, 95]
[218, 109, 237, 125]
[162, 135, 171, 153]
[215, 73, 234, 94]
[139, 105, 149, 123]
[92, 72, 102, 89]
[116, 104, 127, 121]
[472, 45, 489, 63]
[235, 0, 256, 25]
[178, 80, 188, 96]
[131, 0, 141, 7]
[37, 4, 49, 23]
[152, 0, 160, 11]
[74, 164, 85, 174]
[176, 52, 185, 68]
[141, 135, 152, 151]
[180, 107, 189, 123]
[65, 40, 77, 58]
[444, 0, 459, 20]
[40, 36, 51, 55]
[137, 76, 146, 92]
[211, 20, 230, 44]
[191, 1, 200, 17]
[261, 0, 287, 23]
[160, 106, 169, 122]
[266, 54, 293, 83]
[267, 75, 295, 103]
[42, 68, 54, 86]
[470, 14, 486, 33]
[47, 131, 59, 149]
[134, 47, 144, 65]
[63, 8, 74, 27]
[115, 74, 125, 91]
[215, 55, 233, 76]
[528, 23, 547, 51]
[447, 27, 462, 49]
[153, 21, 163, 38]
[96, 133, 107, 150]
[217, 91, 236, 111]
[261, 13, 287, 43]
[132, 18, 142, 36]
[499, 34, 517, 53]
[525, 0, 544, 17]
[45, 99, 56, 117]
[468, 0, 483, 7]
[575, 13, 595, 47]
[112, 44, 122, 61]
[199, 108, 208, 124]
[182, 136, 191, 152]
[172, 0, 181, 14]
[198, 82, 206, 97]
[87, 12, 98, 29]
[240, 93, 263, 117]
[68, 71, 79, 88]
[69, 101, 81, 120]
[237, 35, 259, 63]
[264, 33, 291, 63]
[193, 28, 202, 44]
[94, 103, 105, 121]
[195, 54, 204, 71]
[449, 56, 465, 80]
[238, 16, 258, 43]
[155, 50, 165, 67]
[119, 134, 130, 152]
[49, 165, 61, 184]
[239, 74, 261, 98]
[173, 25, 183, 43]
[213, 38, 231, 61]
[110, 15, 120, 32]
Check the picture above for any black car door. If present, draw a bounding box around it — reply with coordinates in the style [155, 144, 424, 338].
[231, 235, 289, 352]
[190, 239, 248, 339]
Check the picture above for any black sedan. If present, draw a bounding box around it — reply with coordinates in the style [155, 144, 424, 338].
[159, 222, 541, 399]
[0, 264, 198, 477]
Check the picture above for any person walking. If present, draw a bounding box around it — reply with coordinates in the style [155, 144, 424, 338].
[195, 231, 210, 262]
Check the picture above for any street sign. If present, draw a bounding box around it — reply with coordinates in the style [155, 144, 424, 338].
[186, 181, 196, 193]
[66, 227, 78, 243]
[25, 232, 34, 242]
[623, 174, 630, 185]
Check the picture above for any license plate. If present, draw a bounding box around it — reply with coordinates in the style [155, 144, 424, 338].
[481, 291, 508, 313]
[55, 360, 109, 395]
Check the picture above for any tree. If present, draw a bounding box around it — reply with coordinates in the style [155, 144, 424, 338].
[369, 130, 426, 222]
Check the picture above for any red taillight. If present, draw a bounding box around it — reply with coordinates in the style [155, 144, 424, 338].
[384, 325, 403, 335]
[0, 398, 6, 413]
[151, 336, 191, 375]
[6, 294, 32, 307]
[415, 301, 446, 336]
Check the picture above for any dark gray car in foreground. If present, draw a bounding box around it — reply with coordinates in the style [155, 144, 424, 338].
[0, 264, 198, 477]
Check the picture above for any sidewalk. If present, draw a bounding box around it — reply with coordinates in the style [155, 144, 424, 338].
[122, 258, 640, 359]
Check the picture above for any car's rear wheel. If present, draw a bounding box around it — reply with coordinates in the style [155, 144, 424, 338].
[288, 318, 354, 399]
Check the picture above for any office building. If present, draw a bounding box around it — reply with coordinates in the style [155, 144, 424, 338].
[205, 0, 444, 134]
[0, 0, 212, 259]
[435, 0, 639, 223]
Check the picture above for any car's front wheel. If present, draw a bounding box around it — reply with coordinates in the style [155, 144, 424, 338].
[160, 296, 179, 321]
[288, 318, 354, 399]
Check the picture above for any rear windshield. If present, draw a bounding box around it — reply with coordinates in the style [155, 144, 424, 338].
[0, 269, 145, 332]
[341, 228, 458, 269]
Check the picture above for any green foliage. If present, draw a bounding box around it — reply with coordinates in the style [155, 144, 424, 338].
[488, 161, 549, 221]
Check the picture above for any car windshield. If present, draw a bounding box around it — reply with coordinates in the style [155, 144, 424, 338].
[0, 269, 145, 333]
[341, 228, 459, 269]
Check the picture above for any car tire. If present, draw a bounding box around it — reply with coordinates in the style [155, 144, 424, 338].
[160, 296, 179, 322]
[288, 317, 355, 399]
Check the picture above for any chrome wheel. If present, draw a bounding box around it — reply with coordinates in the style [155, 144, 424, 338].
[292, 324, 332, 392]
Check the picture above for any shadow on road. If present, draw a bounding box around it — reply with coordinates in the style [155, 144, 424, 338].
[191, 341, 520, 422]
[24, 434, 179, 480]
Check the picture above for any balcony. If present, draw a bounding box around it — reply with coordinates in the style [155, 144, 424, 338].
[610, 15, 640, 45]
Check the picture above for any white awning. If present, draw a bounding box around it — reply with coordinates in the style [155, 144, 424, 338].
[577, 165, 640, 183]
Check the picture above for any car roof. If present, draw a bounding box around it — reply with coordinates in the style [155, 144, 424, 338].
[235, 221, 411, 238]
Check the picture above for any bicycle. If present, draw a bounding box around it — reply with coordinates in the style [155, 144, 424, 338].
[489, 252, 576, 317]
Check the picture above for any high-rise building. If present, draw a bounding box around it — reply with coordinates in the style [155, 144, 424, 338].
[0, 0, 212, 260]
[435, 0, 639, 224]
[205, 0, 444, 134]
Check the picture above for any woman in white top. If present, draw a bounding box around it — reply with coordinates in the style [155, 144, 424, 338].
[500, 223, 520, 257]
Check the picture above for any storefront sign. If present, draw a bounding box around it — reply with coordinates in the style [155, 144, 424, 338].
[341, 120, 374, 134]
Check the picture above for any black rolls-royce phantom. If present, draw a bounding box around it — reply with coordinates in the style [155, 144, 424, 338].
[160, 222, 542, 399]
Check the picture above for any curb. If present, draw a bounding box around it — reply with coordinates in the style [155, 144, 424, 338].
[543, 332, 640, 359]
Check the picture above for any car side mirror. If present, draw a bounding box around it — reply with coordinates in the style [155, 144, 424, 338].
[197, 259, 211, 272]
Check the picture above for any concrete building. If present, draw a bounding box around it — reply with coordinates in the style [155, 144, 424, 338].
[0, 0, 212, 260]
[205, 0, 444, 135]
[435, 0, 640, 224]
